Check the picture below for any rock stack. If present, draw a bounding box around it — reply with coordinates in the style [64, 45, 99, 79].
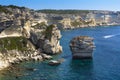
[69, 36, 95, 59]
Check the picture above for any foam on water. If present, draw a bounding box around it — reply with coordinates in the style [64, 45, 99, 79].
[103, 34, 120, 39]
[103, 35, 115, 38]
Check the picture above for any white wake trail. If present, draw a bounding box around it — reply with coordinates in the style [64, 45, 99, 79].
[103, 34, 120, 39]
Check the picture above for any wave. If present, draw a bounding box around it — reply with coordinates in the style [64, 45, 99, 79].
[103, 34, 120, 39]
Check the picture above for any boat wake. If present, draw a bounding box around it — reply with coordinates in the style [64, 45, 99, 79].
[103, 34, 120, 39]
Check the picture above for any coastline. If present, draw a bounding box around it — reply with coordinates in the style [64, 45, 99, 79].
[0, 17, 120, 80]
[0, 49, 53, 70]
[0, 24, 62, 70]
[0, 50, 40, 70]
[61, 24, 120, 30]
[0, 24, 120, 70]
[0, 25, 116, 70]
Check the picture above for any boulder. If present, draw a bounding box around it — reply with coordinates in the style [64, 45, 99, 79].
[69, 36, 95, 59]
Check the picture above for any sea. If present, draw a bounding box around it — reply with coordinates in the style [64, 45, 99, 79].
[0, 25, 120, 80]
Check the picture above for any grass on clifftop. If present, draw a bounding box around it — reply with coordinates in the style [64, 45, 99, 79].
[37, 9, 89, 14]
[0, 37, 28, 51]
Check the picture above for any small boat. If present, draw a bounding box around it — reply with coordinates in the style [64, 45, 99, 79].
[48, 59, 65, 66]
[48, 60, 61, 66]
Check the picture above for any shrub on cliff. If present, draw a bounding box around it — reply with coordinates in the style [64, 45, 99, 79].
[31, 22, 47, 29]
[7, 5, 26, 9]
[44, 24, 55, 41]
[0, 5, 12, 14]
[0, 37, 28, 51]
[71, 21, 83, 26]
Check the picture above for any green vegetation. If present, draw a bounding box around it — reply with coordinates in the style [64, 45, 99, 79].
[37, 9, 89, 14]
[71, 20, 83, 26]
[31, 22, 47, 29]
[0, 37, 28, 51]
[0, 5, 12, 14]
[44, 24, 55, 41]
[7, 5, 26, 9]
[71, 20, 93, 26]
[0, 5, 26, 14]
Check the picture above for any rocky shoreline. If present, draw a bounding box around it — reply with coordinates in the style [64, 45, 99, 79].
[0, 49, 52, 70]
[0, 23, 62, 70]
[0, 35, 54, 70]
[1, 5, 120, 70]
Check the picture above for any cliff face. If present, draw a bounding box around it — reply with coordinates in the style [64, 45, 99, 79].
[31, 25, 62, 54]
[0, 18, 63, 69]
[0, 6, 31, 28]
[1, 5, 120, 31]
[0, 5, 47, 31]
[42, 25, 62, 54]
[0, 37, 40, 70]
[44, 11, 120, 29]
[0, 21, 59, 70]
[70, 36, 95, 59]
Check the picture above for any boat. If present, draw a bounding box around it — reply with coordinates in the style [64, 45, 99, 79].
[48, 60, 61, 66]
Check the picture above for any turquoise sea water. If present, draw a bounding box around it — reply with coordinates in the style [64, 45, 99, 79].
[0, 26, 120, 80]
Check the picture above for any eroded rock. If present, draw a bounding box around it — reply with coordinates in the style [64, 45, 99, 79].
[30, 23, 63, 55]
[70, 36, 95, 59]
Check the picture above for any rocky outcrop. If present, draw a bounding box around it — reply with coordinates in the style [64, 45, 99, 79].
[70, 36, 95, 59]
[59, 18, 72, 29]
[0, 26, 22, 38]
[37, 24, 62, 54]
[0, 5, 63, 70]
[0, 49, 43, 70]
[0, 23, 62, 70]
[0, 49, 53, 70]
[22, 21, 31, 38]
[43, 26, 62, 54]
[30, 24, 63, 55]
[0, 36, 52, 70]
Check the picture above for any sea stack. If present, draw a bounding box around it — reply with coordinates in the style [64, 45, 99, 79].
[69, 36, 95, 59]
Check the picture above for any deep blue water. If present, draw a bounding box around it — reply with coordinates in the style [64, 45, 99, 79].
[0, 26, 120, 80]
